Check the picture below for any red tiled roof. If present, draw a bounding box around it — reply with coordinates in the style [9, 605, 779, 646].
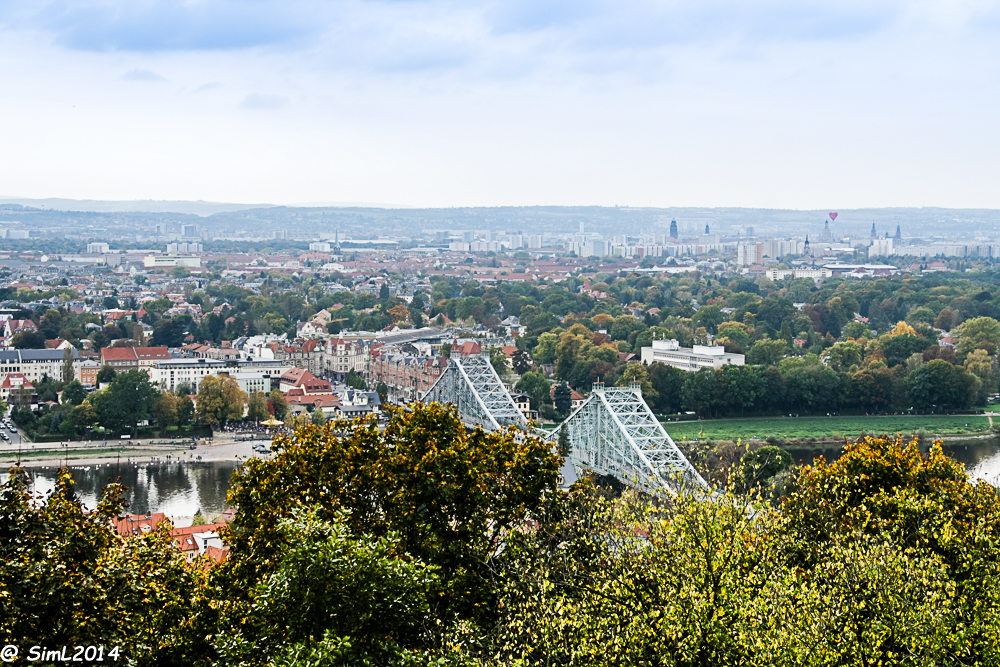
[112, 512, 169, 537]
[101, 347, 137, 361]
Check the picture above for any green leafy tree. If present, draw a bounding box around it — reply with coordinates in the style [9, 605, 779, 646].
[515, 371, 551, 411]
[553, 382, 572, 415]
[60, 380, 87, 406]
[0, 469, 209, 663]
[12, 330, 45, 349]
[511, 348, 533, 375]
[489, 347, 510, 380]
[746, 338, 789, 366]
[615, 361, 658, 404]
[246, 390, 269, 422]
[61, 347, 75, 384]
[955, 316, 1000, 358]
[311, 408, 328, 426]
[375, 381, 389, 406]
[96, 365, 117, 384]
[345, 369, 367, 390]
[217, 403, 560, 658]
[557, 423, 570, 458]
[214, 507, 439, 666]
[267, 388, 289, 419]
[92, 369, 160, 435]
[906, 358, 977, 410]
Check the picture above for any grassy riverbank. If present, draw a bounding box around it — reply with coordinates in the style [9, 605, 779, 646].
[662, 414, 993, 444]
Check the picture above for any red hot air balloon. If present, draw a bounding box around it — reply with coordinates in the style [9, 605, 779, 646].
[829, 212, 838, 221]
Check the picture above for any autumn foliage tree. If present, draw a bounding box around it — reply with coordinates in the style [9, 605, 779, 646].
[194, 374, 248, 427]
[214, 403, 560, 663]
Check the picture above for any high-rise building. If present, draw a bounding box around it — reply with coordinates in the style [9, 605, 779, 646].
[669, 219, 678, 239]
[181, 224, 198, 238]
[705, 224, 710, 235]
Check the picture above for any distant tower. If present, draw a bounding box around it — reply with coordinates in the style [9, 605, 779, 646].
[579, 221, 585, 234]
[870, 222, 877, 238]
[669, 219, 678, 239]
[821, 221, 832, 241]
[334, 229, 341, 254]
[804, 235, 810, 255]
[705, 224, 710, 235]
[894, 224, 902, 242]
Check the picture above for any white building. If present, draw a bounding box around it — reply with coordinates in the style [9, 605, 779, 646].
[144, 254, 202, 269]
[640, 339, 745, 372]
[87, 242, 110, 254]
[309, 242, 332, 252]
[868, 238, 894, 257]
[736, 242, 759, 266]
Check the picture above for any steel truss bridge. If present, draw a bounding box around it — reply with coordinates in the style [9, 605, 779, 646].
[422, 353, 707, 496]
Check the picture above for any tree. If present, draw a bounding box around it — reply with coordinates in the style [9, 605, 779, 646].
[12, 330, 45, 349]
[955, 316, 1000, 358]
[194, 375, 248, 427]
[246, 391, 269, 422]
[557, 423, 570, 458]
[375, 381, 389, 406]
[177, 396, 195, 426]
[379, 283, 390, 301]
[61, 380, 87, 406]
[267, 389, 289, 419]
[647, 362, 684, 414]
[387, 304, 410, 323]
[824, 340, 862, 371]
[151, 318, 186, 347]
[96, 365, 117, 384]
[311, 408, 328, 426]
[906, 358, 976, 410]
[154, 393, 180, 431]
[213, 508, 439, 666]
[511, 348, 532, 375]
[489, 347, 510, 380]
[964, 349, 999, 404]
[553, 383, 572, 415]
[746, 338, 788, 366]
[736, 445, 792, 492]
[92, 369, 160, 436]
[345, 369, 367, 390]
[61, 347, 75, 384]
[515, 371, 550, 410]
[615, 361, 659, 404]
[218, 403, 560, 655]
[0, 469, 209, 663]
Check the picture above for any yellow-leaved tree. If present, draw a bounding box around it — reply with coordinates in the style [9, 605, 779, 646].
[194, 374, 247, 427]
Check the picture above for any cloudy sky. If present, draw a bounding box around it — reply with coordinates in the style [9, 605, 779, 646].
[0, 1, 998, 208]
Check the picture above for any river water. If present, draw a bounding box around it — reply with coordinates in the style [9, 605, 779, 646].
[4, 438, 1000, 521]
[1, 461, 242, 523]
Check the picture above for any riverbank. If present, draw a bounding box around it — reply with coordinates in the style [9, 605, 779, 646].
[0, 438, 267, 468]
[662, 414, 995, 445]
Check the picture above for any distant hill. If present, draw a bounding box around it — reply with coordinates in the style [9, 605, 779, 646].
[0, 197, 273, 217]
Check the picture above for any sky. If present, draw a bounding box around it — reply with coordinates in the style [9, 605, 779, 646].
[0, 1, 999, 209]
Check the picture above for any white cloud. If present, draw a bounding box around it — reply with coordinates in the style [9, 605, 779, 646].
[0, 1, 997, 207]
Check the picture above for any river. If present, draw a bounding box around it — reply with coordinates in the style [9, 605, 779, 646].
[4, 437, 1000, 524]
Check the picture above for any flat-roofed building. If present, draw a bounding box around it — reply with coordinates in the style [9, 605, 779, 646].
[639, 339, 745, 372]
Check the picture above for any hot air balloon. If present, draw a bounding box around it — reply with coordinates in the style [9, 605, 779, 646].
[829, 212, 838, 221]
